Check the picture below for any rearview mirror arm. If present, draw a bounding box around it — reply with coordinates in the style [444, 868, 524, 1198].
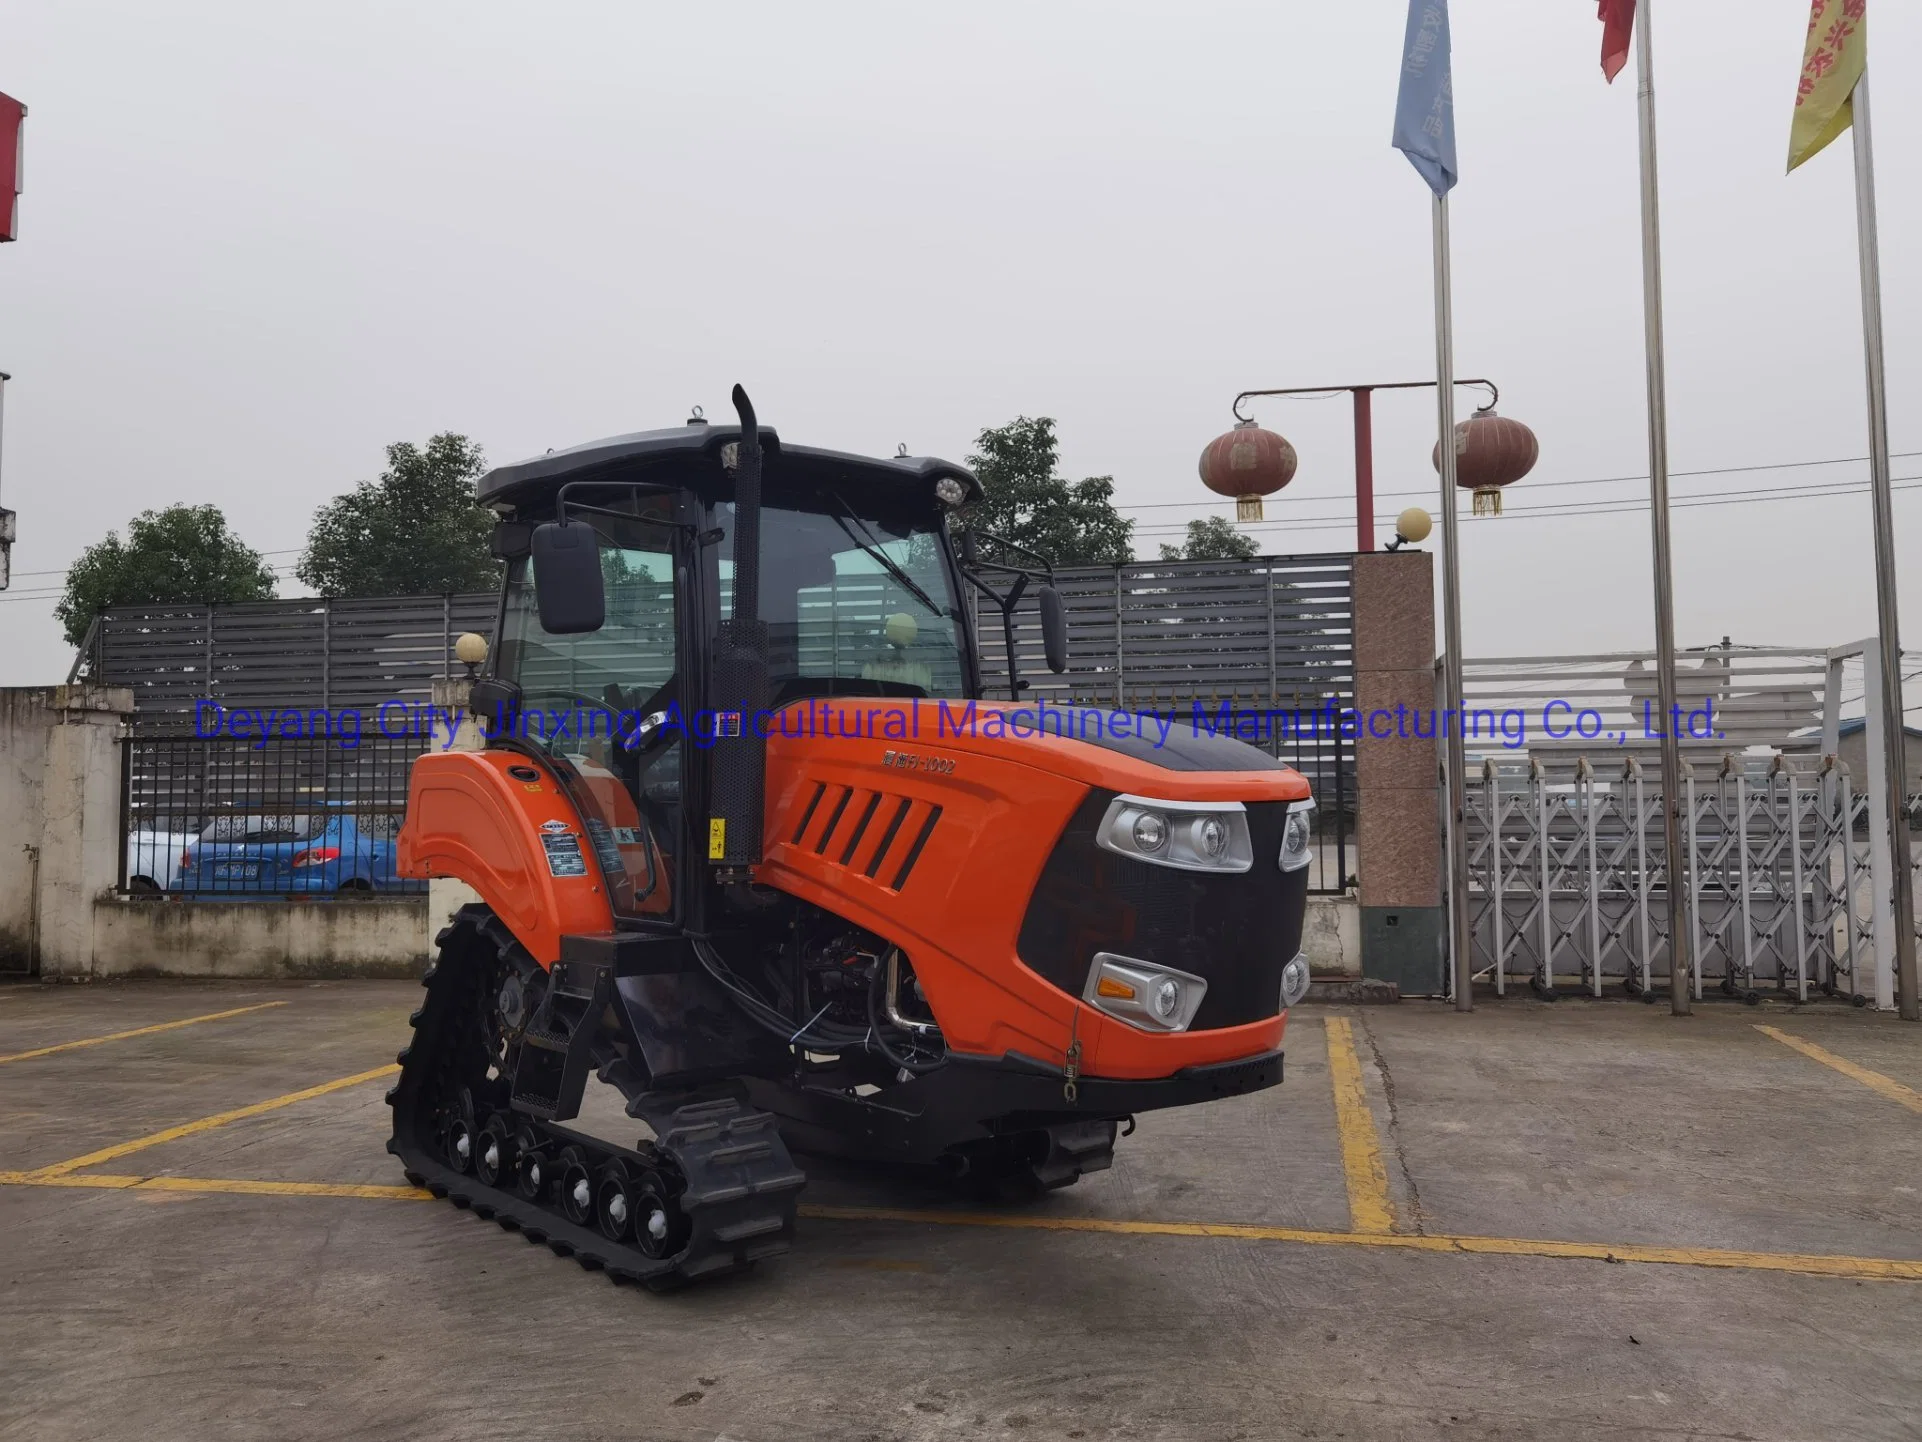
[959, 565, 1030, 701]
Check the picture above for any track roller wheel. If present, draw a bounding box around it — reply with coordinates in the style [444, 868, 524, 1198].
[475, 1116, 516, 1189]
[442, 1091, 480, 1174]
[445, 1116, 476, 1173]
[557, 1145, 595, 1226]
[633, 1165, 690, 1260]
[594, 1160, 634, 1243]
[514, 1126, 551, 1202]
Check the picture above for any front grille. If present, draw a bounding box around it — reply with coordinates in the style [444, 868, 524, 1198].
[788, 781, 941, 893]
[1015, 790, 1308, 1030]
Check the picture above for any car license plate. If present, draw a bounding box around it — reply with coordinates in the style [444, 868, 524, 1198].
[214, 862, 261, 880]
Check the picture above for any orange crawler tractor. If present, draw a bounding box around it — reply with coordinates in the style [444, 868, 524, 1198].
[387, 387, 1314, 1286]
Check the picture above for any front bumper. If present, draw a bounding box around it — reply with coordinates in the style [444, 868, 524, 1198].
[745, 1047, 1283, 1166]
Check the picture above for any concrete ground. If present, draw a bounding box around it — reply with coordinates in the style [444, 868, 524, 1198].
[2, 981, 1919, 1442]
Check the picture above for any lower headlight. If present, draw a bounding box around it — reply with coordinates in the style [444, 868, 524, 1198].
[1280, 952, 1311, 1009]
[1084, 953, 1209, 1032]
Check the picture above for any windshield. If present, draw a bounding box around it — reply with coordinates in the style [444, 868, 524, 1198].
[717, 499, 968, 700]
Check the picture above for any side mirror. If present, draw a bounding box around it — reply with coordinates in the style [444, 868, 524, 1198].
[530, 521, 605, 634]
[1038, 584, 1068, 674]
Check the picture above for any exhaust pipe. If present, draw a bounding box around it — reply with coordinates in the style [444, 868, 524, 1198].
[706, 385, 771, 872]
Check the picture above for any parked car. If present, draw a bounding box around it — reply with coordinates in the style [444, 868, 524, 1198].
[125, 827, 201, 894]
[173, 811, 403, 894]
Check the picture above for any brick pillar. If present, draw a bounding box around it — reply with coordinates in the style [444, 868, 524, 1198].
[1350, 552, 1443, 993]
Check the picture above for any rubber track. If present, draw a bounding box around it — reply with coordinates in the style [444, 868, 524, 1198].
[386, 906, 806, 1288]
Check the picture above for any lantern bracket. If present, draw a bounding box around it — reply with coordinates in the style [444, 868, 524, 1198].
[1231, 378, 1498, 424]
[1225, 378, 1502, 552]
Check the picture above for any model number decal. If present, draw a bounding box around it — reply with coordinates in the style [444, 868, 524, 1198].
[882, 750, 955, 775]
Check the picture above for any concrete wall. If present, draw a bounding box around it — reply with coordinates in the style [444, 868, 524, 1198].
[0, 689, 56, 969]
[0, 686, 133, 976]
[1301, 894, 1362, 976]
[92, 897, 428, 979]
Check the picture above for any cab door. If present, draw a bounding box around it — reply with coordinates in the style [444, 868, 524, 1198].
[495, 512, 688, 923]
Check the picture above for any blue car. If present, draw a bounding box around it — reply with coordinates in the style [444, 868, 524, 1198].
[174, 811, 404, 895]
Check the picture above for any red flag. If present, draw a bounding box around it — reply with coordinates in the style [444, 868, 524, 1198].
[1599, 0, 1635, 83]
[0, 93, 22, 241]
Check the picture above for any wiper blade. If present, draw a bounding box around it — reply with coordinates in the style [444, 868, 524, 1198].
[827, 496, 946, 620]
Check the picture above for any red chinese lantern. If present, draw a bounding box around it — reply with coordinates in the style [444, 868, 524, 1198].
[1432, 407, 1539, 516]
[1198, 420, 1298, 522]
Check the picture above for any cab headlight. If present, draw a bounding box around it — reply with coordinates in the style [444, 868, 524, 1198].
[1279, 800, 1316, 872]
[1097, 796, 1253, 873]
[1085, 953, 1208, 1032]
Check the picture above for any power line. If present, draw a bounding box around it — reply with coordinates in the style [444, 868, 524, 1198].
[5, 548, 307, 582]
[1115, 447, 1922, 512]
[1132, 473, 1922, 536]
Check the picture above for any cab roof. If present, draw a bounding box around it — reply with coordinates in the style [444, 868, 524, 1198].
[475, 418, 981, 510]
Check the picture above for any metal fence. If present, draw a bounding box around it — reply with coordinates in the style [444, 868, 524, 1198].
[1462, 753, 1919, 1005]
[75, 593, 499, 720]
[1456, 643, 1921, 1008]
[94, 556, 1359, 896]
[120, 732, 428, 897]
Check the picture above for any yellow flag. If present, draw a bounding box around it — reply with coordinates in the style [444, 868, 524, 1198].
[1789, 0, 1867, 172]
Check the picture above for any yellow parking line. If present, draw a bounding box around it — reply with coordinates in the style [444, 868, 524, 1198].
[0, 1170, 428, 1201]
[4, 1168, 1910, 1281]
[0, 1002, 287, 1065]
[1324, 1016, 1396, 1234]
[26, 1063, 400, 1178]
[1755, 1025, 1922, 1116]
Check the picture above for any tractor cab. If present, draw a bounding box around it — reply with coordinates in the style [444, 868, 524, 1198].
[471, 395, 1066, 930]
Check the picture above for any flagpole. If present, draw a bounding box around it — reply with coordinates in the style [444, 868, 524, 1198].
[1431, 193, 1473, 1012]
[1849, 72, 1920, 1022]
[1633, 0, 1692, 1016]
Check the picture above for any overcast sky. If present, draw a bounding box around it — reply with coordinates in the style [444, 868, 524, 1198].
[0, 0, 1915, 689]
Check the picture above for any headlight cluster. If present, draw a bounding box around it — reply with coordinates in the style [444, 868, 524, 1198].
[1084, 953, 1208, 1032]
[1279, 800, 1316, 872]
[1096, 795, 1254, 874]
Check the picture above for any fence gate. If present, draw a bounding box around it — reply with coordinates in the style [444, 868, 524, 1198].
[1464, 753, 1884, 1004]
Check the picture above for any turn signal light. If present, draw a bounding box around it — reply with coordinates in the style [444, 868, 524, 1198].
[290, 847, 342, 868]
[1084, 953, 1208, 1033]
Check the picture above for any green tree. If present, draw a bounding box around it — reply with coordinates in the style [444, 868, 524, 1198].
[1158, 514, 1259, 562]
[965, 416, 1135, 567]
[298, 434, 497, 597]
[56, 504, 276, 646]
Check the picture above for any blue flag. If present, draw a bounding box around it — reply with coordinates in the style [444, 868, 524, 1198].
[1392, 0, 1457, 196]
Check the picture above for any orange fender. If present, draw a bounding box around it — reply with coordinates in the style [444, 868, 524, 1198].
[398, 750, 614, 965]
